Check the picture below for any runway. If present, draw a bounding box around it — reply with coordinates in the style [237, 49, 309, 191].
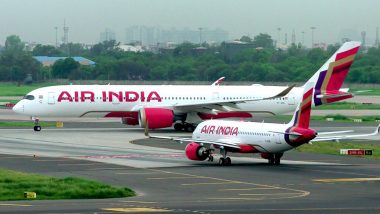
[0, 124, 380, 213]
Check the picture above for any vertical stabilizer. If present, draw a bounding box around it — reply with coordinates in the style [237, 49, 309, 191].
[304, 41, 361, 106]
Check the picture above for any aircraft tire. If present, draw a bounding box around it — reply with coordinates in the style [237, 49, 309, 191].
[218, 157, 225, 166]
[174, 123, 183, 131]
[184, 124, 195, 132]
[34, 126, 41, 132]
[226, 157, 231, 165]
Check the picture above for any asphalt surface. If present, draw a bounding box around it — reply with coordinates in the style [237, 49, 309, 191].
[0, 121, 379, 213]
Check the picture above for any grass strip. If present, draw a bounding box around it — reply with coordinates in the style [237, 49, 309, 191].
[0, 121, 56, 127]
[315, 102, 380, 110]
[295, 141, 380, 159]
[0, 168, 135, 200]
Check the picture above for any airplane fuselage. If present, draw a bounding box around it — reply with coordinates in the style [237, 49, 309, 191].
[192, 120, 295, 154]
[13, 85, 303, 119]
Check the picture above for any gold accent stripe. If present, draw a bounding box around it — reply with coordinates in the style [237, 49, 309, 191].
[321, 55, 355, 93]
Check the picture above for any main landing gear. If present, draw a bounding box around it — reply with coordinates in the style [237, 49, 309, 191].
[174, 122, 196, 132]
[32, 117, 41, 132]
[218, 147, 231, 166]
[268, 153, 283, 165]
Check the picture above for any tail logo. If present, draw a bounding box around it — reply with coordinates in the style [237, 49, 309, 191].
[314, 46, 359, 106]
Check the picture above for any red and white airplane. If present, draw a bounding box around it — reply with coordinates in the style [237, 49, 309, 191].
[146, 83, 380, 165]
[13, 41, 360, 131]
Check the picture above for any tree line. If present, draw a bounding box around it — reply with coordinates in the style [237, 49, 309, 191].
[0, 34, 379, 84]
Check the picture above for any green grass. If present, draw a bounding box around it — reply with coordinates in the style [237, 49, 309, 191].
[0, 121, 56, 127]
[295, 141, 380, 159]
[351, 88, 380, 96]
[0, 168, 135, 200]
[315, 102, 380, 110]
[273, 114, 380, 124]
[0, 83, 56, 96]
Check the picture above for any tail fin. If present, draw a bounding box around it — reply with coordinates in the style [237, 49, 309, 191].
[304, 41, 361, 106]
[288, 82, 314, 129]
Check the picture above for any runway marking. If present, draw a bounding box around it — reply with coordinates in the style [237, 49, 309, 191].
[121, 201, 158, 204]
[148, 168, 310, 200]
[116, 172, 159, 175]
[88, 167, 128, 170]
[239, 193, 301, 196]
[0, 156, 32, 159]
[219, 187, 276, 191]
[32, 159, 69, 162]
[147, 176, 199, 180]
[181, 182, 239, 186]
[313, 177, 380, 183]
[0, 203, 32, 207]
[58, 163, 99, 166]
[102, 207, 171, 212]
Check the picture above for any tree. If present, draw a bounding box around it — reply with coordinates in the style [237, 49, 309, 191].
[33, 44, 63, 56]
[52, 58, 80, 79]
[240, 35, 253, 43]
[90, 40, 120, 56]
[252, 33, 274, 49]
[4, 35, 25, 54]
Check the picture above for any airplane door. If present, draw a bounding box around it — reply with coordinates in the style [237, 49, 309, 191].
[212, 92, 220, 101]
[275, 133, 282, 144]
[48, 92, 55, 104]
[288, 96, 295, 105]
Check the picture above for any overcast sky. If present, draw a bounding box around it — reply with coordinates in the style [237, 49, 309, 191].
[0, 0, 379, 46]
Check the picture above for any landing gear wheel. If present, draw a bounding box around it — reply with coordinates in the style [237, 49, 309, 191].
[218, 157, 231, 166]
[174, 123, 183, 131]
[219, 157, 225, 166]
[208, 155, 214, 162]
[32, 117, 41, 132]
[225, 157, 232, 165]
[33, 126, 41, 132]
[268, 155, 275, 165]
[184, 124, 195, 132]
[274, 153, 283, 165]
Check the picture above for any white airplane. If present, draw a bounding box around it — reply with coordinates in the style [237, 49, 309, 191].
[13, 41, 360, 132]
[146, 83, 380, 165]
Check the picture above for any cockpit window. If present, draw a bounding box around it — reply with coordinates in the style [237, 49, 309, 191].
[23, 95, 35, 100]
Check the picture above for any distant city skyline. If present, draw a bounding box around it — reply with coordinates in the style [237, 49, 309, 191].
[0, 0, 379, 47]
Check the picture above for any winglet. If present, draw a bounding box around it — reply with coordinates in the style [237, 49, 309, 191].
[264, 84, 296, 100]
[374, 124, 380, 135]
[211, 77, 225, 86]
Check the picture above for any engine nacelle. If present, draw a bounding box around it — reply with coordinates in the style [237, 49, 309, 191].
[139, 108, 174, 129]
[185, 142, 209, 161]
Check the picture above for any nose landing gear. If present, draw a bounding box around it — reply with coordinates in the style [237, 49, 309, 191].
[32, 117, 41, 131]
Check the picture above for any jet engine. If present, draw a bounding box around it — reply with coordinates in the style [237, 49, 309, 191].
[185, 142, 209, 161]
[139, 108, 174, 129]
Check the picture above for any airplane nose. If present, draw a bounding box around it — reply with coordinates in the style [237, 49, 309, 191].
[12, 102, 24, 114]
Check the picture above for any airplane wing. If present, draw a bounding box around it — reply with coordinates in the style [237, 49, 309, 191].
[130, 84, 295, 112]
[312, 124, 380, 142]
[173, 84, 296, 111]
[144, 127, 241, 149]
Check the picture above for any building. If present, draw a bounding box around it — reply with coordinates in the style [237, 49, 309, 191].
[33, 56, 95, 66]
[100, 29, 116, 42]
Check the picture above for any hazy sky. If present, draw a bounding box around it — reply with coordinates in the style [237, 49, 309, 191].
[0, 0, 379, 46]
